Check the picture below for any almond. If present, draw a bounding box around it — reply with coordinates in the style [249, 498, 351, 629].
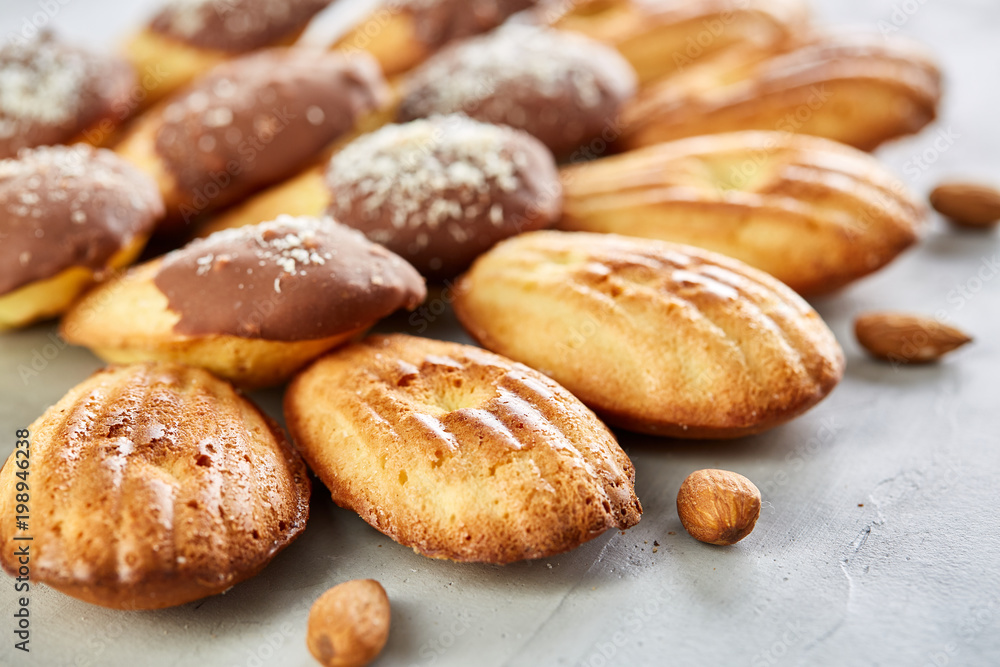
[307, 579, 391, 667]
[855, 312, 972, 363]
[677, 470, 761, 546]
[930, 182, 1000, 228]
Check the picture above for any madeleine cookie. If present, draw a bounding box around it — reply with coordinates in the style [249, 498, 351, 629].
[0, 362, 310, 609]
[558, 131, 924, 295]
[620, 31, 941, 151]
[325, 115, 562, 278]
[335, 0, 537, 78]
[116, 48, 388, 232]
[397, 24, 637, 158]
[543, 0, 809, 85]
[286, 334, 642, 563]
[61, 216, 426, 389]
[453, 232, 844, 438]
[0, 33, 135, 157]
[126, 0, 333, 105]
[0, 145, 164, 330]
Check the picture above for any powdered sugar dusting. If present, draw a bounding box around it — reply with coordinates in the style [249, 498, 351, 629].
[326, 115, 525, 232]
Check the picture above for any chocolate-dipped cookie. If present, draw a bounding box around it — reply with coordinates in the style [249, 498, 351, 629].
[397, 24, 637, 158]
[325, 115, 562, 278]
[0, 145, 164, 330]
[335, 0, 538, 78]
[62, 216, 426, 389]
[115, 47, 389, 232]
[126, 0, 334, 105]
[0, 33, 134, 158]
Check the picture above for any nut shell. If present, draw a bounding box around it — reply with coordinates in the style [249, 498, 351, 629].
[307, 579, 391, 667]
[0, 362, 311, 609]
[677, 469, 761, 545]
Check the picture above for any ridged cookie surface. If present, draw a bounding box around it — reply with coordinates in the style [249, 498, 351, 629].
[559, 131, 924, 295]
[285, 334, 641, 563]
[453, 232, 844, 438]
[0, 362, 310, 609]
[544, 0, 809, 85]
[620, 31, 940, 151]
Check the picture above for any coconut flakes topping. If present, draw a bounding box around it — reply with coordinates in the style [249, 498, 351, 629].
[0, 145, 150, 223]
[192, 215, 334, 293]
[0, 38, 91, 139]
[327, 115, 527, 231]
[157, 0, 296, 40]
[403, 24, 606, 116]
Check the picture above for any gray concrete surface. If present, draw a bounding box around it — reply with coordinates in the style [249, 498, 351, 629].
[1, 1, 998, 665]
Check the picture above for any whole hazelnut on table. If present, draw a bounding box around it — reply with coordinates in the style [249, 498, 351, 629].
[677, 469, 761, 546]
[307, 579, 391, 667]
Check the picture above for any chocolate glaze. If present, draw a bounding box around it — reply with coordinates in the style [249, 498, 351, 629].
[398, 0, 538, 48]
[0, 33, 135, 159]
[154, 48, 388, 215]
[325, 115, 562, 278]
[0, 145, 164, 296]
[149, 0, 332, 53]
[397, 24, 637, 158]
[153, 216, 426, 341]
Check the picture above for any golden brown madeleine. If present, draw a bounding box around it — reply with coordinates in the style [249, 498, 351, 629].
[558, 131, 924, 295]
[0, 33, 135, 156]
[126, 0, 334, 105]
[397, 24, 637, 159]
[0, 362, 310, 610]
[620, 31, 941, 152]
[335, 0, 538, 78]
[542, 0, 809, 85]
[325, 115, 562, 278]
[61, 216, 426, 389]
[285, 334, 642, 563]
[453, 231, 844, 439]
[0, 145, 164, 330]
[115, 47, 389, 233]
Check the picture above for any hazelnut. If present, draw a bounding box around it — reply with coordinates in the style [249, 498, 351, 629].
[307, 579, 391, 667]
[676, 469, 761, 545]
